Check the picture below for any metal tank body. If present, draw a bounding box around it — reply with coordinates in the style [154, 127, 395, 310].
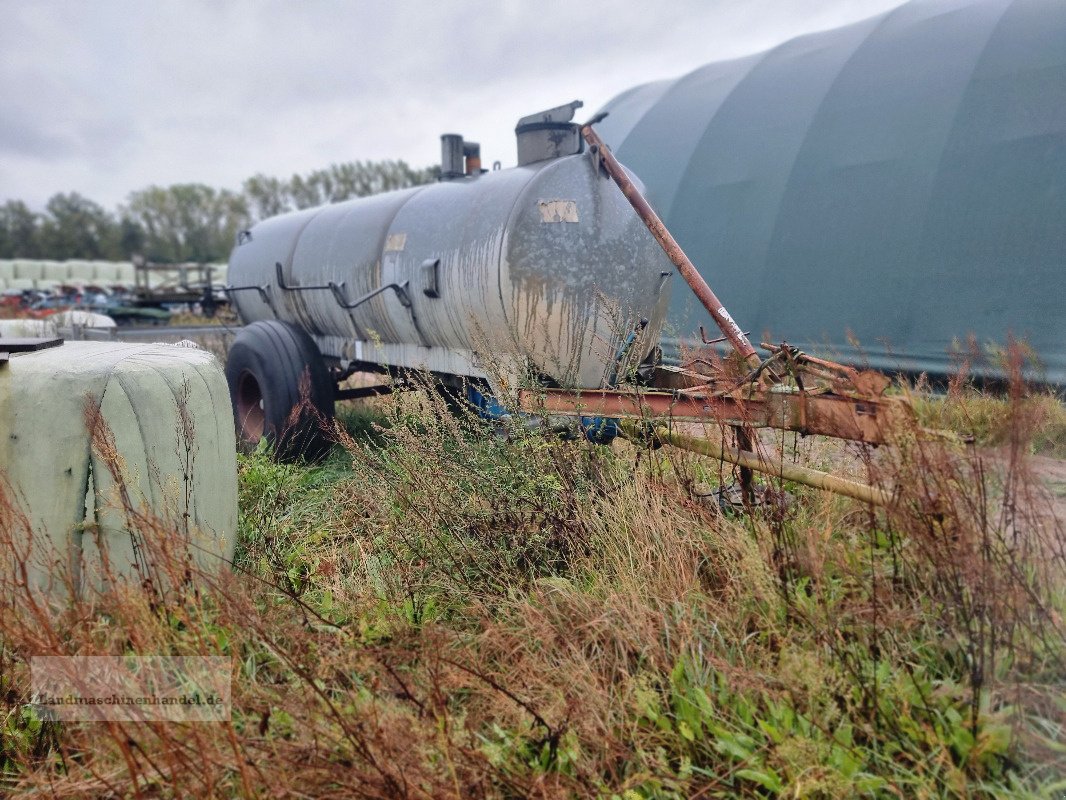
[596, 0, 1066, 386]
[228, 149, 672, 389]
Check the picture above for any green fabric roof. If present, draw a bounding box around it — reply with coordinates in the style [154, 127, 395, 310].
[599, 0, 1066, 385]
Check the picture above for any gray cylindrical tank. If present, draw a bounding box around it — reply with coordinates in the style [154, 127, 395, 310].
[229, 149, 673, 389]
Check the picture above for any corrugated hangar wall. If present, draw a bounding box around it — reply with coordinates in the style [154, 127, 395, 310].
[597, 0, 1065, 385]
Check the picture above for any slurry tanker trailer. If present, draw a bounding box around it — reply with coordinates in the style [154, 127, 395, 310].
[224, 102, 674, 458]
[223, 101, 922, 513]
[227, 0, 1065, 466]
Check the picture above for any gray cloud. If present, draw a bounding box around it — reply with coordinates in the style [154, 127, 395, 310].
[0, 120, 77, 159]
[0, 0, 903, 209]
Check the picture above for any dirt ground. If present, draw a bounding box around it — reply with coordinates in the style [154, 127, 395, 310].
[741, 428, 1066, 530]
[1029, 453, 1066, 525]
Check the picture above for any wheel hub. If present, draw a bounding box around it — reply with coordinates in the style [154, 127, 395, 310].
[236, 370, 266, 442]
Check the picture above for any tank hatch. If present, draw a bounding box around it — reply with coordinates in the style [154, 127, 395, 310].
[515, 100, 583, 166]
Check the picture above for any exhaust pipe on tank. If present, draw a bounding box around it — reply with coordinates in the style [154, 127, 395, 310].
[463, 141, 481, 175]
[441, 133, 465, 180]
[441, 134, 485, 180]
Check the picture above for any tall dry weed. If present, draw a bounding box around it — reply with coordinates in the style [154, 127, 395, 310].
[1, 356, 1062, 797]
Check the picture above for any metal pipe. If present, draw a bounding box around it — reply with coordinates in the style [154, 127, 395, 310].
[463, 141, 481, 175]
[329, 281, 412, 311]
[223, 283, 275, 314]
[517, 385, 911, 445]
[645, 425, 892, 507]
[581, 121, 761, 370]
[441, 134, 465, 180]
[275, 261, 333, 292]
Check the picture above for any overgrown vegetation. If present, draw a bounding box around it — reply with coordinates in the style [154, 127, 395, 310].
[910, 340, 1066, 457]
[1, 378, 1064, 797]
[913, 385, 1066, 457]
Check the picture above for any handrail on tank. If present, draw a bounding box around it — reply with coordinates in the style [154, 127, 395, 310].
[271, 260, 412, 311]
[274, 261, 334, 292]
[222, 283, 275, 314]
[328, 281, 412, 311]
[327, 280, 415, 343]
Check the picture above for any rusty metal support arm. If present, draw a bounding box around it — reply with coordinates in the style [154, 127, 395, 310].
[518, 386, 914, 446]
[640, 425, 892, 507]
[580, 121, 761, 370]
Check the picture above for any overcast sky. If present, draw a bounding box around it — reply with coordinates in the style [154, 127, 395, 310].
[1, 0, 904, 211]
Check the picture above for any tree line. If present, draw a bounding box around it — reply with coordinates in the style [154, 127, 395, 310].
[0, 160, 439, 264]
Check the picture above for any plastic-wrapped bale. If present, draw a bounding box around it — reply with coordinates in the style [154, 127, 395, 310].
[51, 309, 117, 330]
[12, 260, 43, 282]
[7, 260, 40, 292]
[0, 340, 238, 596]
[0, 318, 59, 338]
[41, 261, 69, 282]
[60, 260, 93, 288]
[91, 261, 124, 285]
[115, 262, 136, 287]
[148, 271, 172, 290]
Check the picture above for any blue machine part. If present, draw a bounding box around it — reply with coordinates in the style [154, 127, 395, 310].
[466, 384, 511, 420]
[579, 416, 622, 445]
[466, 384, 620, 444]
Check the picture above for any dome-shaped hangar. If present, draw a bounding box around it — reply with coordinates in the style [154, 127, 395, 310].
[597, 0, 1066, 386]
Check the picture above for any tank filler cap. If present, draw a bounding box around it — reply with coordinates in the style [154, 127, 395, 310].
[515, 100, 584, 167]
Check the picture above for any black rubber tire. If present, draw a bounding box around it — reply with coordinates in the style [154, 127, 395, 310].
[225, 320, 335, 461]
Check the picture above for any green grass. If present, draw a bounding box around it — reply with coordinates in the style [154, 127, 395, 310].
[912, 386, 1066, 456]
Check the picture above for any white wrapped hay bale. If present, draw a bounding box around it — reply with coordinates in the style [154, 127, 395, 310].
[12, 260, 43, 280]
[90, 261, 123, 283]
[0, 341, 237, 596]
[41, 261, 69, 281]
[65, 260, 95, 286]
[115, 261, 136, 283]
[50, 309, 117, 330]
[0, 318, 59, 338]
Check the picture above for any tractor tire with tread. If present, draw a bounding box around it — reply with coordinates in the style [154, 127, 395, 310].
[225, 320, 335, 461]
